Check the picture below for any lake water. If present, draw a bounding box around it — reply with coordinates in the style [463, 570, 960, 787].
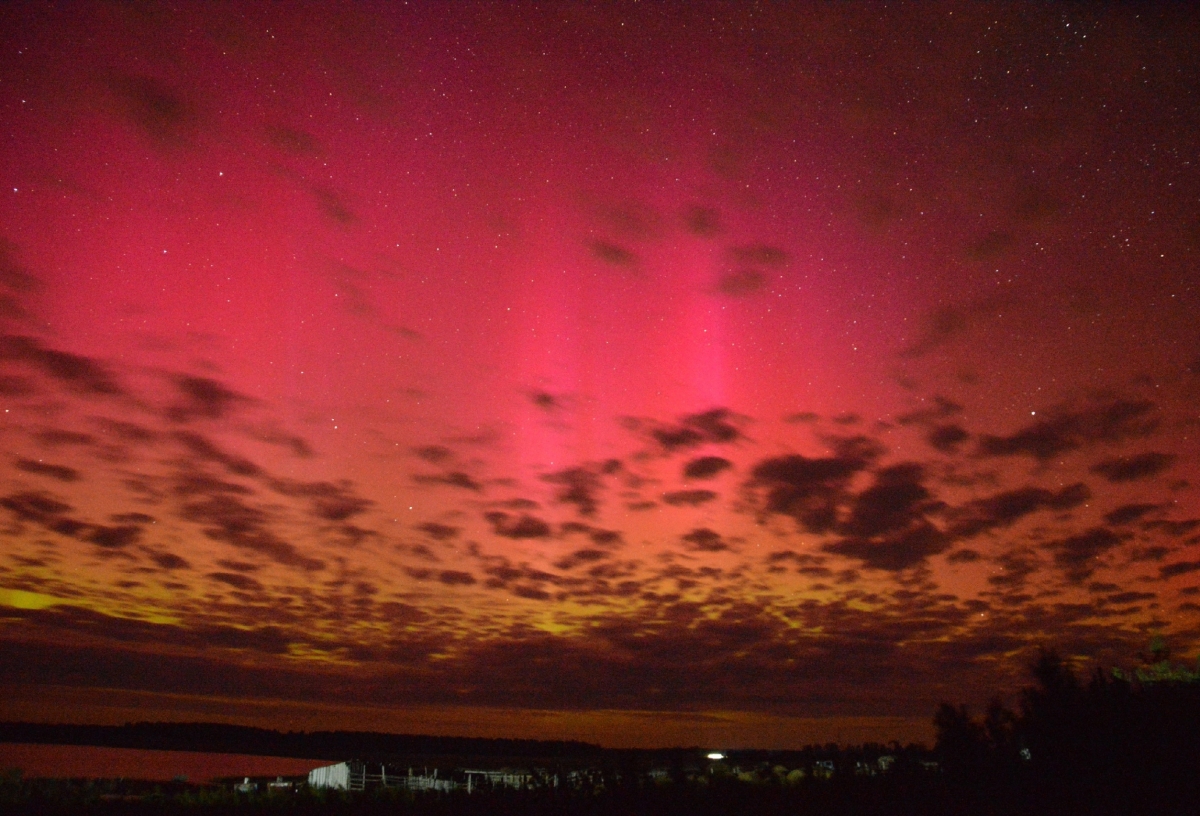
[0, 742, 325, 781]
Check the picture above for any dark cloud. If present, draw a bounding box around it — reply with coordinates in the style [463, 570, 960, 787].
[542, 467, 601, 517]
[684, 206, 720, 236]
[149, 552, 190, 570]
[112, 512, 155, 524]
[662, 489, 717, 507]
[216, 559, 259, 573]
[650, 407, 743, 451]
[209, 572, 264, 592]
[900, 296, 1013, 359]
[927, 423, 970, 453]
[484, 511, 552, 539]
[589, 240, 637, 268]
[785, 411, 819, 423]
[413, 471, 482, 491]
[1161, 561, 1200, 579]
[110, 74, 197, 147]
[897, 397, 964, 426]
[416, 522, 459, 541]
[0, 239, 41, 294]
[842, 463, 934, 539]
[168, 375, 249, 422]
[0, 335, 121, 394]
[986, 549, 1040, 591]
[683, 456, 732, 480]
[1144, 519, 1200, 537]
[0, 375, 33, 395]
[978, 399, 1158, 460]
[88, 525, 141, 549]
[530, 390, 560, 410]
[950, 483, 1090, 538]
[269, 478, 372, 521]
[178, 494, 325, 571]
[413, 445, 453, 464]
[312, 186, 356, 225]
[681, 528, 728, 552]
[747, 441, 877, 533]
[554, 549, 609, 570]
[35, 429, 95, 447]
[265, 124, 324, 156]
[716, 269, 767, 296]
[14, 458, 80, 482]
[1050, 527, 1123, 583]
[1105, 503, 1161, 526]
[1, 490, 146, 550]
[438, 570, 477, 586]
[826, 522, 947, 572]
[1106, 591, 1156, 605]
[175, 431, 261, 477]
[1090, 452, 1177, 483]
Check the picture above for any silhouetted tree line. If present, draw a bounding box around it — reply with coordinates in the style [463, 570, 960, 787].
[934, 637, 1200, 815]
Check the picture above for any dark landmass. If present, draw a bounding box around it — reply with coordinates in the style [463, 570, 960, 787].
[0, 721, 603, 763]
[4, 641, 1200, 813]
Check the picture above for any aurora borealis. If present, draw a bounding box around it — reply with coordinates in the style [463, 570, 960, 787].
[1, 2, 1198, 748]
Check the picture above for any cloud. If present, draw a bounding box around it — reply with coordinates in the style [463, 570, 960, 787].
[209, 572, 264, 592]
[949, 483, 1090, 538]
[649, 408, 743, 451]
[109, 74, 198, 147]
[414, 471, 482, 491]
[841, 463, 934, 539]
[900, 296, 1014, 359]
[0, 335, 122, 395]
[727, 245, 788, 267]
[178, 494, 325, 571]
[1, 490, 144, 550]
[927, 424, 970, 453]
[175, 432, 261, 477]
[1090, 452, 1177, 483]
[588, 240, 637, 268]
[1161, 561, 1200, 579]
[716, 269, 768, 296]
[683, 456, 732, 479]
[413, 445, 453, 464]
[416, 522, 459, 541]
[554, 549, 609, 570]
[438, 570, 477, 586]
[662, 489, 717, 507]
[747, 442, 877, 533]
[269, 478, 373, 521]
[684, 206, 720, 236]
[1104, 503, 1161, 526]
[682, 528, 728, 552]
[14, 458, 80, 482]
[484, 512, 552, 539]
[542, 467, 602, 517]
[978, 399, 1158, 460]
[1050, 527, 1123, 583]
[167, 375, 250, 422]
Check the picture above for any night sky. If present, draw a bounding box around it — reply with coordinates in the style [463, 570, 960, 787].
[1, 2, 1198, 749]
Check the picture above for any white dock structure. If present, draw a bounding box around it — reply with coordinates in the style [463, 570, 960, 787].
[307, 760, 459, 792]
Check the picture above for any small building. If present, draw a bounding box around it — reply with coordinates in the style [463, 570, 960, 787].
[307, 761, 460, 792]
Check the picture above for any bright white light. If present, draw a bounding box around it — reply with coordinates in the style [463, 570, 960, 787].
[706, 752, 725, 760]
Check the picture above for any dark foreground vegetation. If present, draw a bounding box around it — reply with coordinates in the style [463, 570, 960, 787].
[3, 640, 1199, 815]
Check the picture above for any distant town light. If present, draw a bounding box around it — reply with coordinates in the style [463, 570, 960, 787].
[706, 752, 725, 760]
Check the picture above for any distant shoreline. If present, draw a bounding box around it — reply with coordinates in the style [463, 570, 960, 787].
[0, 742, 323, 782]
